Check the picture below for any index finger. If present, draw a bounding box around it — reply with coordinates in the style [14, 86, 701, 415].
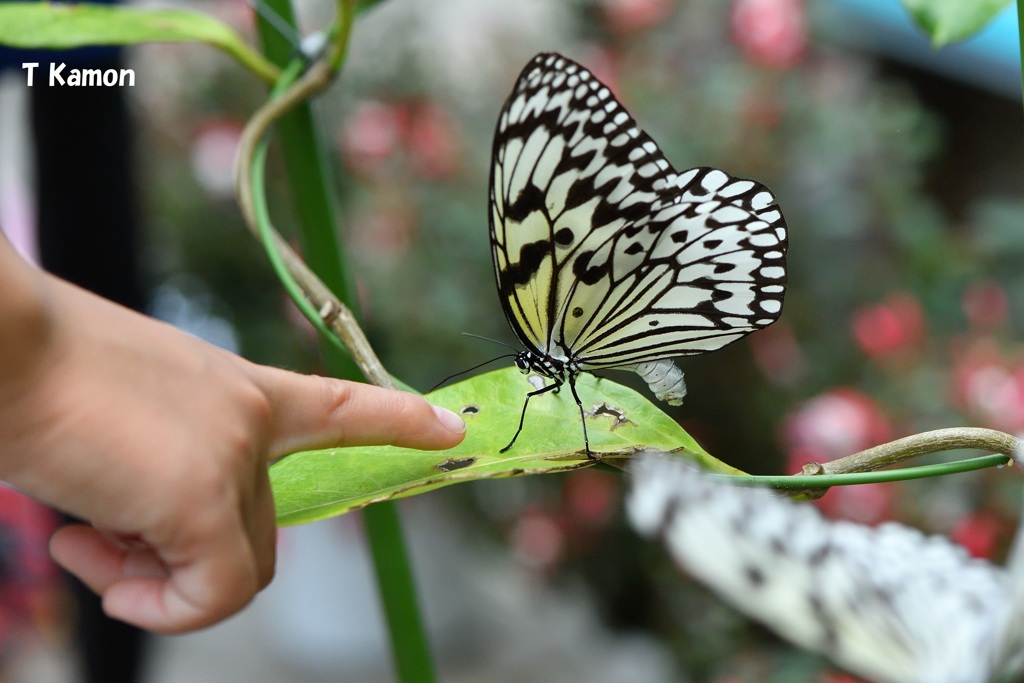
[250, 366, 467, 458]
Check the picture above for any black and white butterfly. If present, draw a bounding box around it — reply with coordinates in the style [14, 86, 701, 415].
[627, 457, 1024, 683]
[490, 53, 788, 455]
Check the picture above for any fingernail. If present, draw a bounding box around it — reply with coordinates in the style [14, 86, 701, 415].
[432, 405, 467, 434]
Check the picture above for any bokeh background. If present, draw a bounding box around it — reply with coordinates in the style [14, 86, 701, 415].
[0, 0, 1022, 681]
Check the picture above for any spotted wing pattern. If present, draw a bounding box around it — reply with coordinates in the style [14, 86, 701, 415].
[490, 53, 788, 370]
[627, 457, 1024, 683]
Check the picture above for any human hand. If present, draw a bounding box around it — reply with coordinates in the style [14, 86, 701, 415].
[0, 255, 466, 634]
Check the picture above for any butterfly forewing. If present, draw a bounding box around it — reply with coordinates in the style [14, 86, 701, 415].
[490, 53, 788, 374]
[491, 53, 681, 358]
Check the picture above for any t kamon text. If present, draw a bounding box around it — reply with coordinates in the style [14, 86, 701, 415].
[21, 62, 135, 87]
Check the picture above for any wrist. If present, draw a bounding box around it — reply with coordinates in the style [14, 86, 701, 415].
[0, 246, 62, 487]
[0, 250, 55, 392]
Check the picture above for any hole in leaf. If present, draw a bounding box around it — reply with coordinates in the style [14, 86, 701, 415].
[586, 402, 633, 430]
[435, 457, 477, 472]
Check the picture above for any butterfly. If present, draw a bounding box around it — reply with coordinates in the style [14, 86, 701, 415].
[490, 53, 788, 456]
[627, 457, 1024, 683]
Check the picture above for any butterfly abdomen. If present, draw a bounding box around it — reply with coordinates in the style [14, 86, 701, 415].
[631, 359, 687, 405]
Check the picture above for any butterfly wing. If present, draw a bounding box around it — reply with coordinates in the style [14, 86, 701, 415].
[490, 53, 787, 369]
[491, 52, 677, 357]
[988, 494, 1024, 680]
[627, 458, 1008, 683]
[563, 167, 787, 369]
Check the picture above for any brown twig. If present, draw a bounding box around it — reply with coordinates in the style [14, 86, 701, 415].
[233, 60, 394, 389]
[798, 427, 1020, 476]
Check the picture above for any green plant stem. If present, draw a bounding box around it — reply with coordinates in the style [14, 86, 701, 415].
[0, 3, 280, 84]
[248, 5, 437, 682]
[362, 501, 437, 683]
[236, 61, 394, 385]
[702, 427, 1020, 495]
[244, 93, 435, 682]
[797, 427, 1018, 475]
[712, 453, 1011, 490]
[327, 0, 355, 71]
[254, 0, 360, 383]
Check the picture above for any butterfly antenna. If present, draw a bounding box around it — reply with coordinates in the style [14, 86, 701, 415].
[461, 332, 520, 352]
[427, 354, 516, 394]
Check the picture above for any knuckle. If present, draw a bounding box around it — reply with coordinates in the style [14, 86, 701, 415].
[184, 456, 237, 511]
[318, 378, 359, 441]
[238, 380, 273, 428]
[319, 377, 355, 416]
[395, 396, 427, 433]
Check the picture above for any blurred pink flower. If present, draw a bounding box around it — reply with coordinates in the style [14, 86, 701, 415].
[563, 469, 619, 527]
[730, 0, 807, 69]
[783, 388, 892, 464]
[340, 99, 461, 181]
[510, 506, 564, 571]
[0, 486, 59, 640]
[962, 281, 1009, 331]
[338, 100, 404, 179]
[209, 0, 255, 33]
[600, 0, 674, 34]
[950, 511, 1005, 560]
[783, 389, 894, 523]
[405, 101, 461, 180]
[819, 481, 894, 525]
[952, 342, 1024, 432]
[850, 292, 925, 360]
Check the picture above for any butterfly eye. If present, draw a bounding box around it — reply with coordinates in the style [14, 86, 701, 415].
[514, 354, 532, 373]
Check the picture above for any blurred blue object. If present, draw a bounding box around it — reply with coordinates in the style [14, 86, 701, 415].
[820, 0, 1022, 98]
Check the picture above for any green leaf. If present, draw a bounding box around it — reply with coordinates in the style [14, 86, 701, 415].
[271, 367, 742, 525]
[900, 0, 1011, 46]
[0, 3, 278, 83]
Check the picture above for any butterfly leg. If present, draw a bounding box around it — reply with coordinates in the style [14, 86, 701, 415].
[567, 376, 594, 460]
[500, 379, 562, 453]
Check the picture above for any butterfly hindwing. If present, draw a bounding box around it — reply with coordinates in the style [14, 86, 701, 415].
[490, 53, 788, 370]
[627, 458, 1017, 683]
[562, 167, 788, 368]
